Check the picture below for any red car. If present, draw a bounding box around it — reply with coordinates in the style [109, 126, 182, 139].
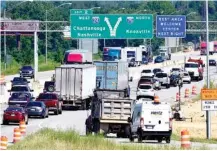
[2, 106, 28, 125]
[36, 92, 62, 115]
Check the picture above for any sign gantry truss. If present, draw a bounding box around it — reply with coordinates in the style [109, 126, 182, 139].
[1, 20, 217, 33]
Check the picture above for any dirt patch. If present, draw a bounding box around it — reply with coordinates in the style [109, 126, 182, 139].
[173, 100, 217, 139]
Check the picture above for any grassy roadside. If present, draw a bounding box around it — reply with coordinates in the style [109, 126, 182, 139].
[172, 134, 217, 144]
[1, 53, 102, 76]
[8, 128, 208, 150]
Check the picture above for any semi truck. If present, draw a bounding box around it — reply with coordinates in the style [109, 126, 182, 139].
[140, 45, 153, 64]
[200, 41, 214, 55]
[102, 47, 126, 61]
[54, 64, 96, 109]
[85, 89, 134, 138]
[159, 46, 171, 60]
[63, 49, 93, 64]
[93, 61, 130, 96]
[125, 47, 142, 66]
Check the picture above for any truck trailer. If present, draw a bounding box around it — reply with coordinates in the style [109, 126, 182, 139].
[94, 61, 130, 97]
[55, 64, 96, 109]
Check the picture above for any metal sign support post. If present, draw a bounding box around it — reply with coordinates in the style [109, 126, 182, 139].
[34, 31, 38, 81]
[205, 0, 211, 139]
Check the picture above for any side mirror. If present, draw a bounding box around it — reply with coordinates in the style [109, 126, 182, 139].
[30, 90, 34, 92]
[127, 117, 132, 123]
[8, 90, 11, 92]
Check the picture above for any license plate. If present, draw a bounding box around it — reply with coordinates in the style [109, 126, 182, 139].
[146, 126, 153, 129]
[11, 114, 15, 116]
[31, 109, 35, 111]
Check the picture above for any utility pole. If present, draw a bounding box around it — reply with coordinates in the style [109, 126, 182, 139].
[4, 9, 6, 70]
[0, 0, 2, 78]
[45, 10, 48, 64]
[205, 0, 211, 139]
[104, 39, 106, 47]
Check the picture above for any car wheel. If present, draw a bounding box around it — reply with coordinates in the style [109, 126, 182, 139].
[54, 109, 59, 115]
[188, 81, 191, 84]
[2, 120, 8, 125]
[59, 106, 62, 114]
[25, 117, 29, 125]
[137, 132, 143, 143]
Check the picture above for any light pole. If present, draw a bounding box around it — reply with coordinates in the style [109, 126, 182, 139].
[205, 0, 211, 139]
[45, 3, 72, 64]
[3, 0, 32, 69]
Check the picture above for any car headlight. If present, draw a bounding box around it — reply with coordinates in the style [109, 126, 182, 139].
[38, 108, 43, 112]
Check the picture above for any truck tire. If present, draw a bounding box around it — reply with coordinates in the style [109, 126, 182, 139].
[165, 137, 171, 143]
[157, 137, 163, 143]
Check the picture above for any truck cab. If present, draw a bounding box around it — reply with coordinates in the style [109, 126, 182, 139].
[103, 47, 125, 61]
[63, 49, 92, 64]
[159, 46, 171, 60]
[200, 41, 214, 55]
[128, 100, 172, 143]
[185, 58, 204, 81]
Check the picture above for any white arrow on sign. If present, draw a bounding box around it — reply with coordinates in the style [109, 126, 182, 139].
[104, 17, 122, 37]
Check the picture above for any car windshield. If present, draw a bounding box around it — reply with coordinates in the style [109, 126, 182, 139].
[185, 63, 198, 68]
[156, 73, 167, 78]
[139, 78, 151, 83]
[22, 66, 32, 70]
[153, 69, 161, 73]
[184, 73, 189, 76]
[11, 86, 28, 91]
[139, 85, 152, 89]
[27, 102, 42, 107]
[172, 68, 180, 71]
[38, 94, 57, 99]
[6, 107, 23, 112]
[11, 93, 30, 99]
[13, 77, 27, 82]
[142, 70, 151, 73]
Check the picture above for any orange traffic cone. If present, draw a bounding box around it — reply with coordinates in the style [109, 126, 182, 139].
[192, 86, 197, 95]
[13, 127, 21, 143]
[181, 129, 191, 149]
[19, 121, 26, 135]
[0, 136, 8, 150]
[184, 88, 189, 98]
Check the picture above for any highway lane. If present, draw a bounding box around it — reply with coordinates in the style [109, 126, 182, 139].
[1, 51, 217, 149]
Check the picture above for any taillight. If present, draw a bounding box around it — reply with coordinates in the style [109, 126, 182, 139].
[169, 118, 172, 129]
[140, 118, 144, 128]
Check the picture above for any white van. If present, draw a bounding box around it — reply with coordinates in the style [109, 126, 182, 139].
[127, 100, 172, 143]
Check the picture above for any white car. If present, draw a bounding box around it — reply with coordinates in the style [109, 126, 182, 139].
[141, 69, 154, 77]
[182, 71, 191, 84]
[137, 84, 155, 97]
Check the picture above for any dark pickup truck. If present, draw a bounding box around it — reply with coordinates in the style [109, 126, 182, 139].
[8, 92, 34, 107]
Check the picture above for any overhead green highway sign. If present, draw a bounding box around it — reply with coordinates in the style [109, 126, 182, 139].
[70, 9, 93, 15]
[70, 14, 153, 39]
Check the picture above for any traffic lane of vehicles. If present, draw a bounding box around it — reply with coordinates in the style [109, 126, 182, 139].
[130, 66, 217, 104]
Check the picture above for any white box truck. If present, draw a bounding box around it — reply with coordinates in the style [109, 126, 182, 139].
[125, 47, 142, 66]
[55, 64, 96, 109]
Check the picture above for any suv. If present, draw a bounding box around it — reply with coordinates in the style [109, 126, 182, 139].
[8, 85, 34, 96]
[20, 66, 34, 79]
[36, 93, 62, 115]
[43, 81, 55, 92]
[153, 72, 170, 89]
